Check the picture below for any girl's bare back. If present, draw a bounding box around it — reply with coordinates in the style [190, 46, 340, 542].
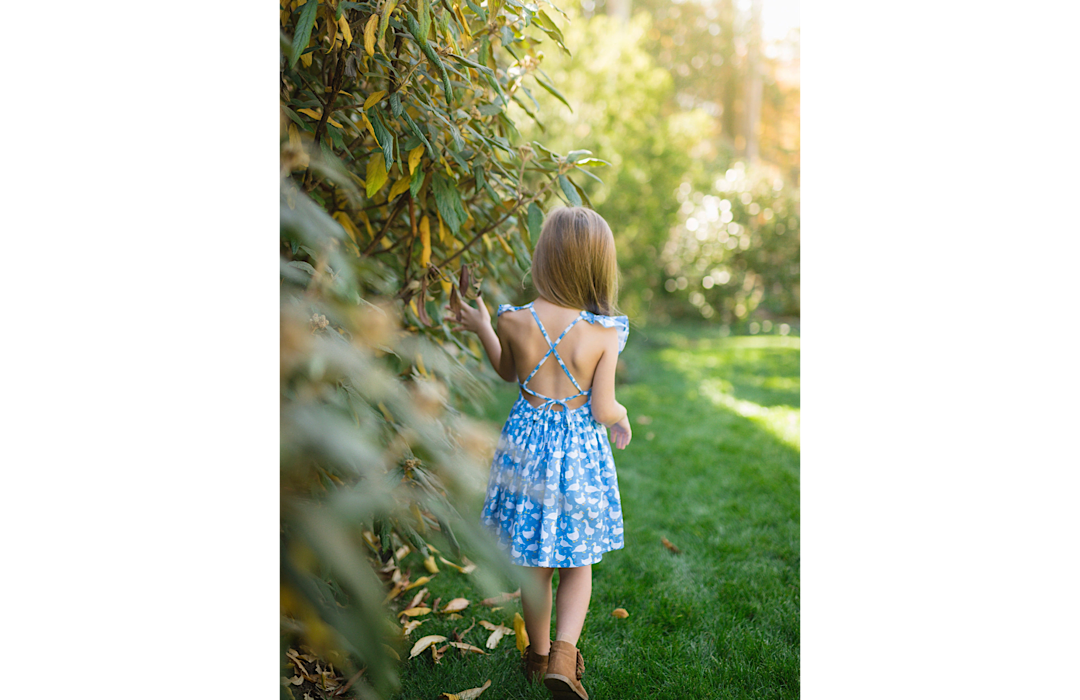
[499, 298, 616, 412]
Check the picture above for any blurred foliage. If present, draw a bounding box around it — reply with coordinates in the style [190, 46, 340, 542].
[509, 1, 799, 325]
[278, 0, 593, 695]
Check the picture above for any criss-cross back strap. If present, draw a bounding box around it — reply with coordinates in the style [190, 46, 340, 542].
[517, 303, 590, 412]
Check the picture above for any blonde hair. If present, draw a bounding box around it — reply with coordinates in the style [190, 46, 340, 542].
[531, 207, 620, 316]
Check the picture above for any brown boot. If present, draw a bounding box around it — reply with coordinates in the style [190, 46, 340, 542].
[543, 640, 588, 700]
[522, 644, 549, 683]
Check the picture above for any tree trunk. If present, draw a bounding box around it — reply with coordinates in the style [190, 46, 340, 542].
[745, 0, 763, 164]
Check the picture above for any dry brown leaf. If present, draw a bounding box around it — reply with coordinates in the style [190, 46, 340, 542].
[481, 589, 521, 606]
[448, 641, 488, 654]
[403, 618, 426, 636]
[399, 606, 432, 618]
[393, 543, 411, 561]
[409, 634, 447, 659]
[432, 644, 448, 664]
[483, 624, 513, 649]
[438, 695, 461, 700]
[611, 608, 630, 618]
[457, 679, 493, 699]
[661, 537, 682, 554]
[406, 588, 429, 611]
[513, 613, 529, 654]
[440, 597, 470, 613]
[286, 676, 303, 686]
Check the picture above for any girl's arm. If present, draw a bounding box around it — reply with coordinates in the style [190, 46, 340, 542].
[591, 330, 632, 449]
[447, 293, 516, 382]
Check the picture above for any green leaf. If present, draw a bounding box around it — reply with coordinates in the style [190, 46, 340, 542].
[432, 173, 467, 234]
[574, 157, 611, 167]
[566, 149, 592, 163]
[417, 0, 431, 44]
[335, 1, 364, 19]
[409, 162, 425, 197]
[558, 174, 581, 206]
[527, 202, 544, 243]
[289, 0, 320, 68]
[366, 156, 388, 198]
[368, 107, 395, 170]
[533, 73, 572, 112]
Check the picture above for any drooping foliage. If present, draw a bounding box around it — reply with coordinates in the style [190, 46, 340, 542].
[278, 0, 592, 695]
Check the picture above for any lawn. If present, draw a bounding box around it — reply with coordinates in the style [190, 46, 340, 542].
[387, 324, 800, 699]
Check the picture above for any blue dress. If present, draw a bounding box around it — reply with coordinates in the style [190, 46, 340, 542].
[480, 301, 630, 568]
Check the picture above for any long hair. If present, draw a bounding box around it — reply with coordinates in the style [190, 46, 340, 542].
[531, 207, 620, 316]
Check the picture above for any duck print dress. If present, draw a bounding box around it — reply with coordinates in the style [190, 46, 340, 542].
[480, 301, 630, 568]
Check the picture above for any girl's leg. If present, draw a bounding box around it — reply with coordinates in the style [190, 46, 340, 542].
[520, 566, 555, 655]
[554, 564, 592, 645]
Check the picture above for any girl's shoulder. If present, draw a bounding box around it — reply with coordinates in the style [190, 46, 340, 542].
[579, 309, 630, 354]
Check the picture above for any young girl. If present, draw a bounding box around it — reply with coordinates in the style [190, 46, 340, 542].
[448, 207, 632, 700]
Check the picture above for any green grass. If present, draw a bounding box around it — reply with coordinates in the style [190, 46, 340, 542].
[388, 326, 800, 699]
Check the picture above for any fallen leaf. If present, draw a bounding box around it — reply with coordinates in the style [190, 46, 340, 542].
[403, 619, 426, 636]
[440, 597, 470, 613]
[513, 613, 529, 654]
[404, 575, 432, 592]
[481, 589, 521, 606]
[480, 621, 513, 649]
[447, 613, 463, 620]
[439, 556, 478, 574]
[661, 537, 682, 554]
[406, 588, 429, 610]
[611, 608, 630, 618]
[424, 555, 440, 574]
[438, 695, 461, 700]
[394, 544, 411, 561]
[409, 634, 447, 659]
[432, 644, 448, 663]
[448, 641, 487, 654]
[286, 676, 303, 686]
[457, 679, 493, 699]
[400, 606, 432, 618]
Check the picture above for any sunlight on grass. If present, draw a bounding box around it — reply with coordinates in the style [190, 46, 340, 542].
[699, 380, 800, 450]
[658, 336, 800, 450]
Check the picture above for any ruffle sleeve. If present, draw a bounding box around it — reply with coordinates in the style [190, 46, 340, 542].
[581, 310, 630, 354]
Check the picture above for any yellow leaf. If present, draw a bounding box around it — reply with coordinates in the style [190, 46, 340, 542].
[359, 210, 375, 239]
[300, 51, 313, 68]
[403, 618, 426, 636]
[332, 212, 359, 243]
[409, 635, 447, 658]
[366, 157, 388, 198]
[361, 113, 377, 141]
[513, 612, 528, 654]
[415, 352, 428, 377]
[424, 555, 439, 574]
[327, 16, 339, 52]
[409, 145, 424, 174]
[437, 211, 447, 244]
[403, 575, 431, 592]
[448, 642, 487, 655]
[338, 15, 353, 46]
[440, 597, 470, 613]
[495, 231, 514, 257]
[419, 217, 432, 266]
[611, 608, 630, 618]
[388, 175, 412, 202]
[364, 13, 378, 56]
[400, 607, 432, 617]
[364, 90, 387, 110]
[440, 278, 452, 296]
[456, 679, 492, 700]
[453, 3, 472, 41]
[296, 107, 343, 129]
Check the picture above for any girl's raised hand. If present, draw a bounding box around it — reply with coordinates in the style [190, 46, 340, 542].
[608, 415, 632, 450]
[444, 292, 491, 334]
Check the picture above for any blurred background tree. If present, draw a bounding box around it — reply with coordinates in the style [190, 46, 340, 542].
[508, 0, 800, 328]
